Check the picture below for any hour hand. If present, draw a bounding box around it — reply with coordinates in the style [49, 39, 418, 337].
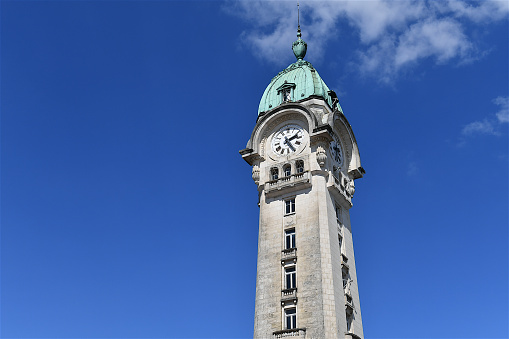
[284, 137, 296, 151]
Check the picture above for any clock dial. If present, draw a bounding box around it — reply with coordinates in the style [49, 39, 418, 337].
[271, 125, 304, 156]
[329, 136, 343, 165]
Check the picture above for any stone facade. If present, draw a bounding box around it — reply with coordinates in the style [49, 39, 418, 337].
[241, 96, 365, 339]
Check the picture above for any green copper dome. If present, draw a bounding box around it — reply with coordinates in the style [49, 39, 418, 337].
[258, 60, 343, 115]
[258, 32, 343, 116]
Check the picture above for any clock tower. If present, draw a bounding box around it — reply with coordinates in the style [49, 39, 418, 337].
[240, 24, 365, 339]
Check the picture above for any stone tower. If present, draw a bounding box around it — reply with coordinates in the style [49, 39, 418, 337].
[240, 25, 365, 339]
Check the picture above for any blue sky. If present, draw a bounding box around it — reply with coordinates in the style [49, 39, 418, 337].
[1, 1, 507, 338]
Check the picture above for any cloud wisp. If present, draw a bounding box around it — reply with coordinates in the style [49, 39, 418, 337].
[226, 0, 508, 83]
[461, 96, 509, 137]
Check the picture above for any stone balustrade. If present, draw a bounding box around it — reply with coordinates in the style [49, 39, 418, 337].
[281, 248, 297, 261]
[273, 328, 306, 338]
[328, 171, 352, 206]
[281, 288, 297, 301]
[266, 171, 310, 196]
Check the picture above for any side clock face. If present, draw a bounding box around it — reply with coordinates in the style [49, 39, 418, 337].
[271, 125, 304, 156]
[329, 136, 343, 165]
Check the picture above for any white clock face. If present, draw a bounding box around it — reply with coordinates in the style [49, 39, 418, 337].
[329, 136, 343, 165]
[271, 125, 304, 156]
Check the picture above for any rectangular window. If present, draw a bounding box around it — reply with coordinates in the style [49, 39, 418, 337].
[285, 198, 295, 215]
[282, 88, 292, 102]
[346, 312, 353, 332]
[285, 229, 296, 249]
[338, 234, 343, 254]
[285, 266, 296, 289]
[335, 205, 342, 223]
[285, 308, 297, 329]
[346, 294, 353, 304]
[342, 266, 349, 288]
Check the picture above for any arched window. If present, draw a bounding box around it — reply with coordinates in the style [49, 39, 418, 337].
[296, 160, 304, 173]
[270, 167, 279, 181]
[283, 164, 291, 177]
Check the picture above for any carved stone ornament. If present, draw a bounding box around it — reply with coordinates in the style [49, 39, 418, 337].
[346, 179, 355, 197]
[316, 146, 327, 167]
[252, 165, 260, 184]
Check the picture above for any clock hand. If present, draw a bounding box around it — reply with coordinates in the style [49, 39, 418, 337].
[288, 132, 300, 141]
[284, 137, 296, 151]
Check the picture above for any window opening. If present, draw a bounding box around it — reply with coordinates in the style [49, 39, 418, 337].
[276, 82, 296, 105]
[285, 229, 296, 249]
[296, 160, 304, 173]
[336, 205, 342, 223]
[285, 266, 296, 289]
[285, 198, 296, 214]
[342, 266, 350, 289]
[271, 167, 279, 181]
[346, 312, 353, 332]
[346, 294, 353, 304]
[282, 88, 292, 102]
[285, 308, 297, 329]
[283, 164, 291, 177]
[342, 266, 352, 295]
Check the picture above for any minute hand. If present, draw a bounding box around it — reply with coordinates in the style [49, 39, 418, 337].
[284, 137, 296, 151]
[288, 133, 300, 141]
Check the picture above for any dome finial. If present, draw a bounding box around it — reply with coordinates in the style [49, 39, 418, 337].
[297, 2, 301, 38]
[292, 2, 307, 61]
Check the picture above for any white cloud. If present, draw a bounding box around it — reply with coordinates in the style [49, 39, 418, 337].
[394, 18, 471, 67]
[462, 119, 498, 136]
[225, 0, 508, 83]
[339, 0, 425, 43]
[433, 0, 509, 23]
[461, 96, 509, 137]
[494, 96, 509, 123]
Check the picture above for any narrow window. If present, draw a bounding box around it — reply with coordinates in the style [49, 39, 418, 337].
[338, 234, 343, 254]
[285, 308, 297, 329]
[285, 198, 295, 214]
[296, 160, 304, 173]
[271, 167, 279, 181]
[346, 312, 353, 332]
[342, 266, 350, 289]
[282, 88, 292, 102]
[285, 229, 296, 249]
[335, 205, 342, 223]
[346, 294, 353, 304]
[285, 266, 296, 289]
[283, 164, 291, 177]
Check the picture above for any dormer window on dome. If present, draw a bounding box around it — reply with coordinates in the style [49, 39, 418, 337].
[277, 81, 296, 104]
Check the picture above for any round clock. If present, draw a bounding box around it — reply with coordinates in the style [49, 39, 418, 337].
[329, 135, 343, 165]
[271, 124, 304, 156]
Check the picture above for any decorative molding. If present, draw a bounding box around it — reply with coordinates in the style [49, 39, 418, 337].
[260, 137, 266, 158]
[316, 146, 326, 167]
[252, 165, 260, 185]
[262, 113, 307, 143]
[283, 214, 296, 227]
[346, 179, 355, 197]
